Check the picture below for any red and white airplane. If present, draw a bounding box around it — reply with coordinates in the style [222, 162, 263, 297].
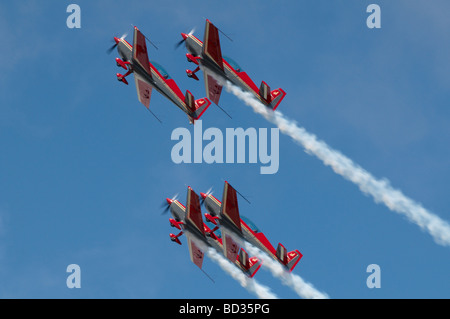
[165, 186, 261, 278]
[109, 26, 211, 124]
[201, 181, 303, 273]
[177, 19, 286, 110]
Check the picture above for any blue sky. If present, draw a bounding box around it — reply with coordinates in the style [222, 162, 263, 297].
[1, 0, 449, 298]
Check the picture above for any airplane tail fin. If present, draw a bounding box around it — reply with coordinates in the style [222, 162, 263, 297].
[259, 81, 286, 111]
[185, 90, 212, 124]
[238, 249, 262, 278]
[276, 243, 303, 272]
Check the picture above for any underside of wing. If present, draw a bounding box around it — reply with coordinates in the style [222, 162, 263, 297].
[134, 73, 152, 109]
[222, 229, 240, 263]
[203, 68, 223, 105]
[186, 233, 205, 269]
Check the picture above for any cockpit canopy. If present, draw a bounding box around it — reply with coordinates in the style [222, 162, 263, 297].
[205, 215, 260, 239]
[241, 216, 260, 233]
[150, 60, 171, 79]
[223, 56, 243, 72]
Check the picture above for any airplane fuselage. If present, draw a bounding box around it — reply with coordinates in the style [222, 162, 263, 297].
[184, 36, 267, 105]
[168, 200, 254, 276]
[116, 40, 191, 116]
[203, 194, 281, 263]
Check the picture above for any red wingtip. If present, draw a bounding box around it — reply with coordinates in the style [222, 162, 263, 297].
[200, 192, 207, 199]
[166, 198, 173, 205]
[181, 32, 188, 40]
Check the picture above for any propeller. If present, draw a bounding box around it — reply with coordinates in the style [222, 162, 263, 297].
[106, 33, 128, 54]
[161, 194, 178, 215]
[175, 27, 195, 49]
[200, 187, 213, 206]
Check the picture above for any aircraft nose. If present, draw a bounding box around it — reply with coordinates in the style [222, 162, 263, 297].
[181, 32, 188, 40]
[166, 198, 173, 205]
[113, 37, 120, 44]
[200, 192, 207, 199]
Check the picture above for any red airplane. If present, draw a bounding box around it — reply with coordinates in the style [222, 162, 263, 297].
[200, 181, 303, 272]
[109, 26, 211, 124]
[176, 19, 286, 111]
[164, 186, 261, 278]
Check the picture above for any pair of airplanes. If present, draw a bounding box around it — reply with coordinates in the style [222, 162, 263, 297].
[165, 181, 302, 278]
[109, 19, 286, 124]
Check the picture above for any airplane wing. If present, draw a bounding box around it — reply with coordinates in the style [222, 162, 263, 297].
[203, 19, 224, 71]
[203, 68, 223, 105]
[131, 26, 154, 109]
[221, 181, 242, 232]
[185, 233, 205, 269]
[186, 187, 205, 236]
[221, 228, 240, 264]
[134, 72, 152, 109]
[219, 181, 243, 262]
[132, 27, 152, 75]
[202, 19, 224, 105]
[185, 187, 207, 269]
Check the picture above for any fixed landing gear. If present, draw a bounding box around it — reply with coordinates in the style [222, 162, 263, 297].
[186, 66, 200, 81]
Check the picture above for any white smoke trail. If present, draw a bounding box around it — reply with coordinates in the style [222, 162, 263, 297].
[221, 80, 450, 247]
[206, 248, 278, 299]
[245, 244, 329, 299]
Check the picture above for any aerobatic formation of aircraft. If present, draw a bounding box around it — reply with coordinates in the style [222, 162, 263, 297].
[164, 186, 262, 278]
[176, 19, 287, 110]
[107, 21, 296, 279]
[201, 181, 302, 273]
[164, 182, 302, 276]
[108, 26, 211, 124]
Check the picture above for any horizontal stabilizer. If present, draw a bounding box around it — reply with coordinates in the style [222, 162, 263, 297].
[267, 88, 286, 111]
[238, 249, 262, 278]
[276, 243, 303, 272]
[286, 249, 302, 272]
[185, 90, 211, 123]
